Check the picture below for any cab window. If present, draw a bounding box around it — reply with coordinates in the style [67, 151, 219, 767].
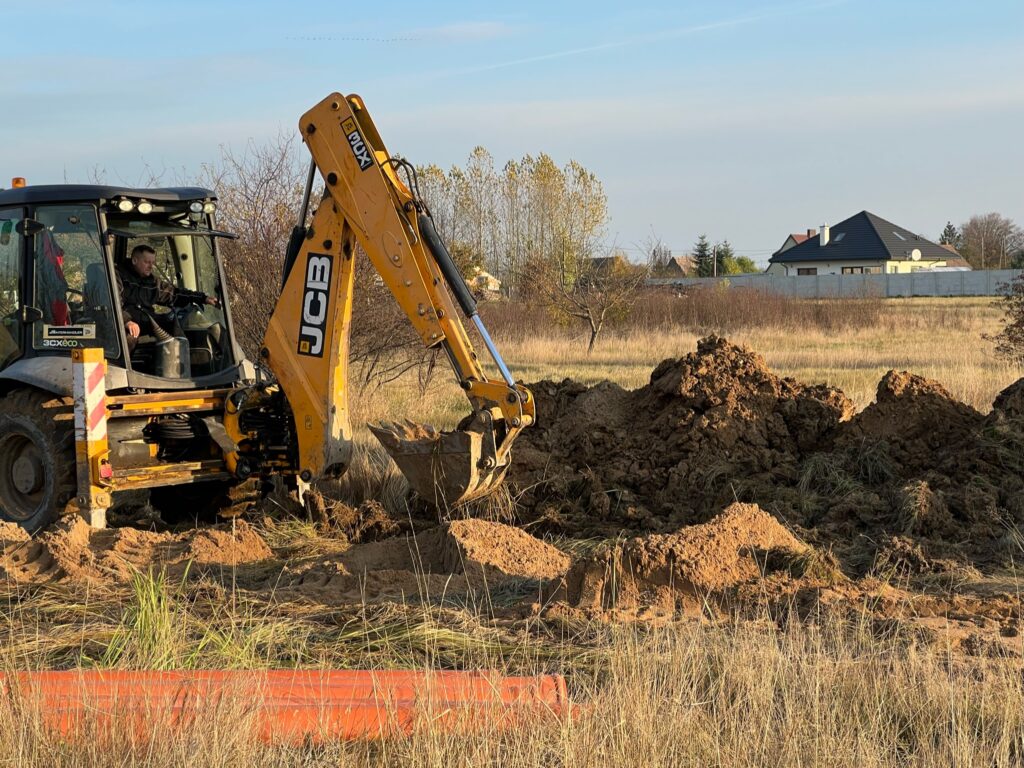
[0, 208, 24, 368]
[31, 205, 118, 357]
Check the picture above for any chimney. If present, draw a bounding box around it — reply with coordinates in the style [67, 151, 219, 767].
[819, 224, 830, 246]
[806, 228, 817, 238]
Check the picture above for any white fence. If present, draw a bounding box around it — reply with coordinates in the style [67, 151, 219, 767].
[649, 269, 1024, 298]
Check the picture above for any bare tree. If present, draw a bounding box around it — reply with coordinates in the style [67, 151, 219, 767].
[197, 133, 308, 357]
[959, 213, 1022, 270]
[199, 134, 431, 389]
[985, 272, 1024, 363]
[525, 249, 649, 353]
[644, 233, 672, 273]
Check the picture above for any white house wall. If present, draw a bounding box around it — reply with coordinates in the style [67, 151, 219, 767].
[767, 260, 944, 276]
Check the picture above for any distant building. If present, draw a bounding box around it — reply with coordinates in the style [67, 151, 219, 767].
[468, 268, 501, 295]
[774, 230, 814, 254]
[767, 211, 970, 276]
[653, 255, 695, 277]
[648, 244, 695, 277]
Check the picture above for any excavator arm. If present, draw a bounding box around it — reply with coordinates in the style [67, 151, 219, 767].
[258, 92, 534, 506]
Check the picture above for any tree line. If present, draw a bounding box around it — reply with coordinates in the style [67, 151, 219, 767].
[940, 214, 1023, 270]
[414, 147, 613, 297]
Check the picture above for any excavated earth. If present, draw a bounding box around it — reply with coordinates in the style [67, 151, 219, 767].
[1, 335, 1022, 657]
[509, 336, 1024, 570]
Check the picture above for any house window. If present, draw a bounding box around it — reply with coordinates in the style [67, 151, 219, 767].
[797, 268, 817, 276]
[841, 266, 864, 274]
[890, 266, 898, 274]
[865, 266, 882, 274]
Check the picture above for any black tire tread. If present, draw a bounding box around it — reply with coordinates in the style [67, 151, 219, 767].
[0, 388, 77, 531]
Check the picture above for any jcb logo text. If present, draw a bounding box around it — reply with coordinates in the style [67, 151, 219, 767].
[297, 253, 332, 356]
[342, 118, 373, 171]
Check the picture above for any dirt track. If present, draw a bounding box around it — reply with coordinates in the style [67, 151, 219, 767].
[1, 336, 1022, 656]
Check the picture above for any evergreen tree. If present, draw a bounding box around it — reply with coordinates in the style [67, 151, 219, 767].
[939, 221, 961, 250]
[715, 240, 736, 274]
[693, 234, 714, 277]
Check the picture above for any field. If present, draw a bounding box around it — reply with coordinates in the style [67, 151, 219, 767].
[2, 294, 1024, 766]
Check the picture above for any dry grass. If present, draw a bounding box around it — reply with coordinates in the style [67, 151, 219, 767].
[490, 295, 1019, 412]
[2, 295, 1023, 764]
[1, 580, 1022, 766]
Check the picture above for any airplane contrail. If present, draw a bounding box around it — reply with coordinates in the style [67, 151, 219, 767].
[450, 0, 848, 75]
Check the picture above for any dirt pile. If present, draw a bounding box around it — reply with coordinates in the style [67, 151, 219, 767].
[512, 336, 854, 534]
[442, 519, 570, 583]
[270, 519, 570, 606]
[511, 335, 1024, 572]
[0, 518, 272, 584]
[806, 371, 1024, 567]
[835, 371, 984, 476]
[556, 503, 808, 618]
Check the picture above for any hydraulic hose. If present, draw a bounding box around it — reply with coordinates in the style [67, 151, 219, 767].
[281, 159, 318, 288]
[417, 213, 477, 318]
[417, 213, 515, 388]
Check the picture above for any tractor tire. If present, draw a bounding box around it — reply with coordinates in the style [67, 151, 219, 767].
[0, 389, 76, 532]
[149, 480, 235, 524]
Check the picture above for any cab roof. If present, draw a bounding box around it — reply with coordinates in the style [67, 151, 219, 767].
[0, 185, 216, 207]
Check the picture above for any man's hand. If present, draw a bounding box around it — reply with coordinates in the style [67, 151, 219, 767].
[126, 321, 140, 338]
[205, 295, 220, 308]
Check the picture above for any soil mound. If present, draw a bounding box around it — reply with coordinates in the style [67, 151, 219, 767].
[560, 503, 807, 618]
[0, 522, 30, 544]
[442, 519, 570, 583]
[0, 518, 272, 584]
[513, 336, 1024, 572]
[811, 370, 1024, 567]
[513, 337, 853, 533]
[991, 377, 1024, 421]
[836, 370, 984, 475]
[271, 520, 569, 606]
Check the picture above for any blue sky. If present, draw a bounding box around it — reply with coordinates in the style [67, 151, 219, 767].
[2, 0, 1022, 264]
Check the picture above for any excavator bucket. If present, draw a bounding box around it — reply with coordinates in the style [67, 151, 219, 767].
[369, 415, 509, 508]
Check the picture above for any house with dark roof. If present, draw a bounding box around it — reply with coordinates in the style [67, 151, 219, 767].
[767, 211, 969, 276]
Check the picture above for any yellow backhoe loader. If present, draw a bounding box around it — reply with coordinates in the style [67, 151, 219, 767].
[0, 92, 534, 531]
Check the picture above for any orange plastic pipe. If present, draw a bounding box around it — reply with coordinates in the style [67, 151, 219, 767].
[0, 670, 569, 744]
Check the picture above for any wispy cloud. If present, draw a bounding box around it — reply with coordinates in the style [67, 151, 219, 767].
[444, 0, 847, 75]
[281, 20, 517, 45]
[383, 79, 1024, 155]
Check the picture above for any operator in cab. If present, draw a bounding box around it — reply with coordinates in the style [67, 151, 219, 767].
[116, 244, 219, 351]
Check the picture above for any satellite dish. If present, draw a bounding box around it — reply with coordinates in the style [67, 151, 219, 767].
[910, 248, 921, 261]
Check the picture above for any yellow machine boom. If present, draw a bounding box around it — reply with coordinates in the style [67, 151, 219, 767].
[256, 93, 534, 506]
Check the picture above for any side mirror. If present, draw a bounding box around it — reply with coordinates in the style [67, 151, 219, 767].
[20, 306, 43, 324]
[15, 218, 44, 236]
